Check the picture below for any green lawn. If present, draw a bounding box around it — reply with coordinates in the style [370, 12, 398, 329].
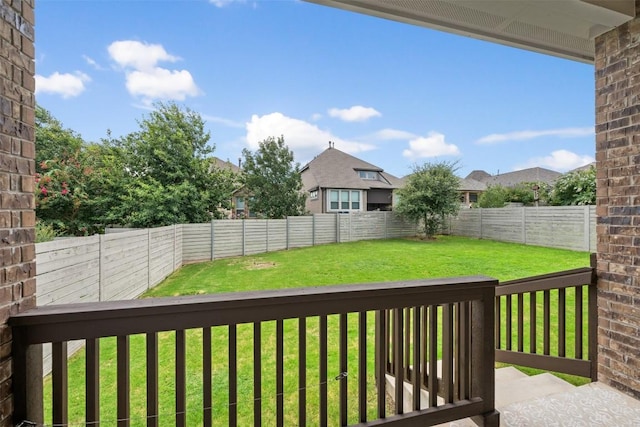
[45, 236, 591, 426]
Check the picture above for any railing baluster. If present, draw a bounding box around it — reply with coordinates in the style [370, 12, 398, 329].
[517, 294, 524, 352]
[442, 304, 454, 404]
[52, 341, 68, 427]
[495, 296, 501, 350]
[559, 288, 566, 357]
[575, 286, 583, 359]
[529, 292, 537, 354]
[412, 306, 421, 411]
[320, 315, 328, 427]
[375, 310, 386, 419]
[393, 308, 403, 414]
[358, 311, 367, 423]
[506, 294, 512, 351]
[340, 313, 348, 426]
[276, 319, 284, 427]
[253, 323, 262, 427]
[298, 318, 306, 426]
[385, 309, 391, 373]
[421, 306, 428, 389]
[229, 324, 237, 427]
[203, 327, 212, 427]
[86, 338, 100, 427]
[176, 330, 186, 427]
[543, 290, 550, 355]
[458, 301, 470, 400]
[428, 305, 437, 408]
[117, 336, 130, 427]
[146, 333, 158, 427]
[404, 308, 411, 380]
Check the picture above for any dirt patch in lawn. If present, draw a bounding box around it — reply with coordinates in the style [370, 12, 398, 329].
[243, 260, 277, 270]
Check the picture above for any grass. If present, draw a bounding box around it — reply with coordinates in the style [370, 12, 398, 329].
[45, 236, 591, 426]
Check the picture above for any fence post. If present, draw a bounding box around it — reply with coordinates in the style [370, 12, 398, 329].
[173, 224, 177, 271]
[384, 211, 388, 239]
[335, 213, 340, 243]
[522, 208, 526, 244]
[286, 217, 290, 250]
[266, 219, 270, 253]
[479, 208, 483, 239]
[584, 206, 591, 252]
[211, 219, 215, 261]
[147, 228, 151, 290]
[99, 234, 105, 302]
[242, 219, 246, 256]
[312, 214, 316, 246]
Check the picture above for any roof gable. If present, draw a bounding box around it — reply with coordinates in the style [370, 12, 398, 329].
[301, 147, 401, 190]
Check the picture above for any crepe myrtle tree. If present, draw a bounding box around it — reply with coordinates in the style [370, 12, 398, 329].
[241, 135, 306, 219]
[396, 161, 461, 238]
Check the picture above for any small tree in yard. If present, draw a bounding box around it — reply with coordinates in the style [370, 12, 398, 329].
[396, 161, 461, 238]
[550, 166, 596, 206]
[242, 135, 306, 218]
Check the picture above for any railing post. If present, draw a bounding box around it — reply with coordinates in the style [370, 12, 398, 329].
[589, 253, 598, 381]
[471, 287, 499, 426]
[12, 336, 43, 426]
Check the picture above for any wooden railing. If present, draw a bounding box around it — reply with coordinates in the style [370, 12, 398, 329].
[11, 276, 498, 427]
[494, 254, 597, 380]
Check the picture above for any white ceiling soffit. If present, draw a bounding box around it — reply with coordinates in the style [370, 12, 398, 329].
[306, 0, 636, 63]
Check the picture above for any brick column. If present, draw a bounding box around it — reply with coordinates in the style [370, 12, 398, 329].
[0, 0, 36, 424]
[595, 0, 640, 400]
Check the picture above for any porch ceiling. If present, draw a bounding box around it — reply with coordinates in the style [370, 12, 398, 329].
[305, 0, 635, 63]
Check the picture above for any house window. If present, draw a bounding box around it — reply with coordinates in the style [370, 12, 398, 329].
[328, 189, 362, 212]
[235, 196, 245, 217]
[469, 193, 478, 203]
[310, 190, 318, 200]
[358, 170, 378, 180]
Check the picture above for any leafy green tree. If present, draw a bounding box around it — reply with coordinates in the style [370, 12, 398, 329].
[550, 166, 596, 206]
[115, 102, 230, 227]
[478, 185, 508, 208]
[241, 136, 306, 218]
[395, 161, 461, 238]
[35, 106, 97, 235]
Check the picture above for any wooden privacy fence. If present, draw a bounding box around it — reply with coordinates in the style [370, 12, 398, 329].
[448, 206, 596, 252]
[182, 212, 417, 262]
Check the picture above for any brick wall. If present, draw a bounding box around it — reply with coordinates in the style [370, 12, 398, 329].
[595, 0, 640, 400]
[0, 0, 36, 424]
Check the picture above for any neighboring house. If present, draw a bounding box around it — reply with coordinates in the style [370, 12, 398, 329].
[210, 157, 255, 219]
[458, 178, 487, 206]
[467, 167, 562, 188]
[301, 145, 403, 214]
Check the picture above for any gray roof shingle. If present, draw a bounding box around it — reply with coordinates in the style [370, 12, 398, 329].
[301, 147, 402, 191]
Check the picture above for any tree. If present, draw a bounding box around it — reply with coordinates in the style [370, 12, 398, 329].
[478, 185, 508, 208]
[115, 102, 230, 227]
[550, 166, 596, 206]
[395, 161, 461, 238]
[241, 136, 306, 218]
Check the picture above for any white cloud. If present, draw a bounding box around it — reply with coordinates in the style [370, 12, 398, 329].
[476, 127, 594, 145]
[402, 132, 460, 159]
[202, 114, 244, 129]
[210, 0, 245, 7]
[371, 128, 417, 140]
[246, 112, 376, 163]
[311, 113, 323, 121]
[328, 105, 381, 122]
[126, 69, 200, 102]
[83, 55, 104, 70]
[108, 40, 178, 71]
[514, 150, 595, 172]
[107, 40, 200, 104]
[35, 71, 90, 98]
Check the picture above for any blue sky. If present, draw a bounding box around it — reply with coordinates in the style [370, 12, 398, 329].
[35, 0, 595, 178]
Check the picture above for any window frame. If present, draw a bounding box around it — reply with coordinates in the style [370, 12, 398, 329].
[327, 189, 363, 212]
